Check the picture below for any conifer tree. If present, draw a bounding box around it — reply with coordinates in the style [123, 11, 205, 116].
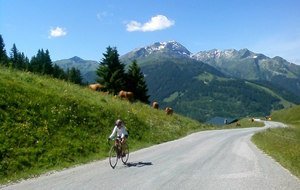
[10, 43, 18, 68]
[0, 34, 8, 66]
[53, 64, 67, 80]
[68, 67, 82, 85]
[96, 46, 126, 94]
[127, 59, 150, 103]
[9, 43, 28, 70]
[42, 50, 53, 75]
[30, 49, 43, 73]
[30, 49, 53, 75]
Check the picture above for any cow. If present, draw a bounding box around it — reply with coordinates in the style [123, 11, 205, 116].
[152, 102, 159, 109]
[118, 90, 134, 101]
[165, 107, 173, 115]
[88, 83, 105, 91]
[236, 122, 241, 127]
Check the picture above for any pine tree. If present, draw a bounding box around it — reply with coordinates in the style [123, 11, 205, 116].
[42, 50, 53, 75]
[30, 49, 53, 75]
[68, 67, 82, 85]
[96, 46, 126, 94]
[9, 43, 28, 70]
[16, 52, 29, 70]
[10, 44, 18, 68]
[53, 64, 67, 80]
[30, 49, 43, 73]
[127, 59, 150, 103]
[0, 34, 9, 66]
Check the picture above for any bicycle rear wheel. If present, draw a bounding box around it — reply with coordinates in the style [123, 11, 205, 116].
[121, 143, 129, 164]
[109, 146, 119, 169]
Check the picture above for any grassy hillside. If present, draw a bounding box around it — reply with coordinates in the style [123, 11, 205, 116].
[0, 66, 203, 184]
[252, 105, 300, 178]
[138, 57, 296, 121]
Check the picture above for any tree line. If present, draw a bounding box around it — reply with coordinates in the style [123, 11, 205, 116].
[0, 34, 150, 103]
[0, 34, 83, 85]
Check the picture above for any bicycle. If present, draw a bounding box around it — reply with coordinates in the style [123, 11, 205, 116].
[108, 138, 129, 169]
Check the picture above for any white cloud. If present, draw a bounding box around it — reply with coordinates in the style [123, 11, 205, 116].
[49, 27, 67, 39]
[126, 15, 175, 32]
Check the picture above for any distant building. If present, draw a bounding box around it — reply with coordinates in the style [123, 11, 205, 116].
[205, 117, 238, 126]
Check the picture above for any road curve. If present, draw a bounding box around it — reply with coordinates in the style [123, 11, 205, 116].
[1, 121, 300, 190]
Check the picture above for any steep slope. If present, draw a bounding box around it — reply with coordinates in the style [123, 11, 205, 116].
[193, 49, 300, 96]
[53, 56, 98, 84]
[0, 66, 202, 183]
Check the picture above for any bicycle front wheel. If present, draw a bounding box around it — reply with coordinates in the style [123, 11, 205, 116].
[109, 146, 119, 169]
[121, 143, 129, 164]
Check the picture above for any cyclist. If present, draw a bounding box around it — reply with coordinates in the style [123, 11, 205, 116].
[108, 119, 128, 157]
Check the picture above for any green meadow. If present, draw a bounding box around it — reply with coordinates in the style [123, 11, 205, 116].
[252, 106, 300, 178]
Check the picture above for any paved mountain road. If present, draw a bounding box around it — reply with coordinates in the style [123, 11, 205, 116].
[2, 121, 300, 190]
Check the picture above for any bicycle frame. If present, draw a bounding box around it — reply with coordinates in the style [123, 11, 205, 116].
[108, 138, 129, 169]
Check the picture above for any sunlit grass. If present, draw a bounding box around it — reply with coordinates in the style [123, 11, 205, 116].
[0, 66, 203, 184]
[252, 106, 300, 179]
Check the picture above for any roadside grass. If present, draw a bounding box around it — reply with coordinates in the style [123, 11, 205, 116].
[252, 106, 300, 179]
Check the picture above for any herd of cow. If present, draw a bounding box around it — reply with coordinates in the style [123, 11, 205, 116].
[88, 83, 173, 115]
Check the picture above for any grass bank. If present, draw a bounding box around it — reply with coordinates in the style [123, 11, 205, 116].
[0, 66, 203, 184]
[252, 106, 300, 178]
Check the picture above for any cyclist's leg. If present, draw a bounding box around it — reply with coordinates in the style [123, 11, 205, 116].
[115, 136, 121, 146]
[121, 137, 127, 155]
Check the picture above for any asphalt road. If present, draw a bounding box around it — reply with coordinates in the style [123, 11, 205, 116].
[2, 121, 300, 190]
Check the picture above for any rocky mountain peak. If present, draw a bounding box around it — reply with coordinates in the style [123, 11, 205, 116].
[70, 56, 84, 62]
[129, 40, 191, 59]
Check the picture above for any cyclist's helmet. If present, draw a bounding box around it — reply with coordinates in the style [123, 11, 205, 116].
[116, 119, 122, 126]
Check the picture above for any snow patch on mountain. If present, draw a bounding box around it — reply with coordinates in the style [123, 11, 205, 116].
[132, 40, 191, 57]
[192, 49, 237, 60]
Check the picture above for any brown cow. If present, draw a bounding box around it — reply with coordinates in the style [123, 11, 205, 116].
[118, 90, 134, 101]
[152, 102, 159, 109]
[165, 107, 173, 115]
[88, 83, 105, 91]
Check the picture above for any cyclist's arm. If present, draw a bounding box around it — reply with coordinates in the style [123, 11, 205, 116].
[109, 126, 117, 139]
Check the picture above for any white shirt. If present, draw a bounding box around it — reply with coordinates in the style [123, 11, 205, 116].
[109, 125, 128, 139]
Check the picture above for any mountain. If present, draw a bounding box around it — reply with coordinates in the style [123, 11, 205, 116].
[122, 40, 191, 65]
[121, 41, 300, 121]
[53, 56, 99, 84]
[192, 49, 300, 96]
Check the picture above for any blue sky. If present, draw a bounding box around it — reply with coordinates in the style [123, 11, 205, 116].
[1, 0, 300, 64]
